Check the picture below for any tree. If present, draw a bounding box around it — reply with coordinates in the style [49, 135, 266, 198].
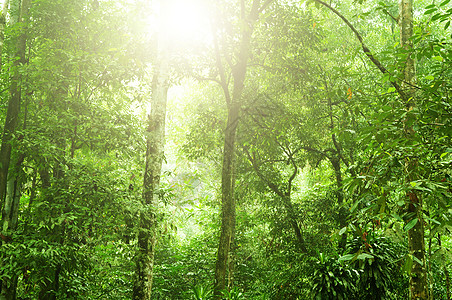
[0, 1, 31, 298]
[210, 0, 273, 295]
[133, 1, 171, 298]
[399, 1, 428, 298]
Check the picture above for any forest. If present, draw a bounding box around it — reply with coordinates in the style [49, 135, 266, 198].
[0, 0, 451, 299]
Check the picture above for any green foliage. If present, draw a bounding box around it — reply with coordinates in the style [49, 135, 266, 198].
[310, 253, 359, 300]
[191, 284, 213, 300]
[220, 286, 245, 300]
[1, 0, 452, 299]
[347, 236, 408, 299]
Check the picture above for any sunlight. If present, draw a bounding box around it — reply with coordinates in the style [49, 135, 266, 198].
[159, 0, 211, 45]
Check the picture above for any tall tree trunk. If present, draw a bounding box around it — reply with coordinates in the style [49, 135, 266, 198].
[399, 1, 428, 299]
[213, 0, 273, 295]
[133, 7, 169, 298]
[0, 0, 30, 216]
[0, 157, 23, 300]
[0, 1, 30, 298]
[0, 0, 10, 70]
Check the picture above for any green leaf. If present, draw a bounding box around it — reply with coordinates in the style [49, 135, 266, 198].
[387, 86, 396, 93]
[445, 20, 451, 30]
[412, 256, 424, 266]
[404, 218, 418, 231]
[424, 8, 437, 15]
[339, 226, 347, 235]
[425, 75, 434, 80]
[338, 254, 355, 262]
[431, 13, 443, 21]
[424, 215, 441, 225]
[410, 181, 417, 187]
[403, 255, 413, 274]
[357, 253, 373, 260]
[440, 0, 451, 6]
[391, 213, 403, 222]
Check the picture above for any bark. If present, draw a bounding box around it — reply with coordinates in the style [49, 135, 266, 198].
[215, 101, 240, 295]
[133, 10, 169, 298]
[0, 0, 30, 217]
[0, 1, 30, 298]
[213, 1, 273, 295]
[0, 162, 23, 300]
[399, 1, 428, 299]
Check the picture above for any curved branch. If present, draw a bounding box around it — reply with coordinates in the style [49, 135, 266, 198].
[312, 0, 408, 101]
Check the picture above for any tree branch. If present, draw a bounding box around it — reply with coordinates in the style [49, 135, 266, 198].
[312, 0, 408, 101]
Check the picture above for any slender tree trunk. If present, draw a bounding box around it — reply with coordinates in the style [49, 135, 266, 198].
[215, 101, 239, 295]
[214, 1, 270, 295]
[0, 1, 30, 298]
[282, 195, 307, 252]
[399, 1, 428, 299]
[133, 7, 169, 298]
[0, 0, 30, 212]
[0, 159, 23, 300]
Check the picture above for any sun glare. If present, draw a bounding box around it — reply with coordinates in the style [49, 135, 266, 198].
[160, 0, 211, 45]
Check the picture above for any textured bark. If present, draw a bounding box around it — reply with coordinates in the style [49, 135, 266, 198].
[214, 1, 270, 296]
[0, 168, 22, 300]
[0, 1, 30, 298]
[399, 1, 428, 299]
[0, 0, 30, 217]
[215, 102, 240, 295]
[133, 15, 169, 299]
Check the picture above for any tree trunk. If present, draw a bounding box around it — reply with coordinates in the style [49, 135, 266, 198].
[213, 1, 267, 295]
[0, 1, 30, 298]
[0, 166, 22, 300]
[133, 8, 169, 298]
[0, 0, 30, 213]
[282, 195, 307, 252]
[399, 1, 428, 299]
[215, 101, 240, 295]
